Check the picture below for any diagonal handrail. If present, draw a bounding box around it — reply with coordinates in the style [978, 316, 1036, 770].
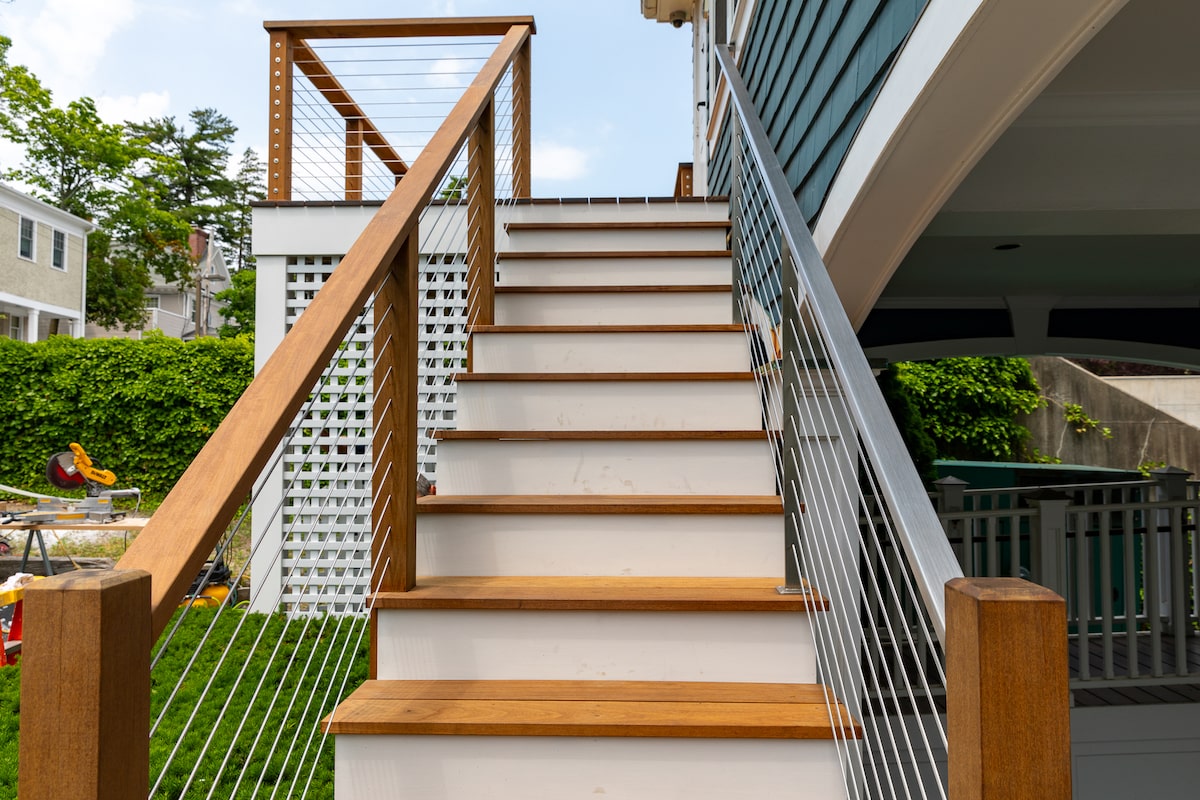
[715, 43, 962, 640]
[118, 22, 533, 639]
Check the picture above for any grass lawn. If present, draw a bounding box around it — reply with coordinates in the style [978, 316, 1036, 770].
[0, 606, 369, 799]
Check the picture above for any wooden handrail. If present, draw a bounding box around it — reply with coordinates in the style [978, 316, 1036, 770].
[118, 22, 534, 639]
[263, 16, 537, 39]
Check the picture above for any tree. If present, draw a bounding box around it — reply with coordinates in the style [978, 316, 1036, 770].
[226, 148, 265, 270]
[215, 269, 255, 338]
[891, 357, 1045, 461]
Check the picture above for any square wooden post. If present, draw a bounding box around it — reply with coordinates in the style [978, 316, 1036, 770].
[267, 29, 294, 201]
[511, 39, 532, 198]
[467, 101, 496, 326]
[18, 570, 151, 800]
[372, 231, 419, 598]
[346, 117, 365, 200]
[947, 577, 1071, 800]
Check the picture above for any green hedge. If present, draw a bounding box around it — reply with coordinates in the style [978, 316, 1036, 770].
[0, 334, 253, 498]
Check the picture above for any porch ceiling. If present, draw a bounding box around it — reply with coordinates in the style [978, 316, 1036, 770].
[835, 0, 1200, 366]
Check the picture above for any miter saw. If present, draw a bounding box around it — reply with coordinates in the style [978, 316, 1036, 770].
[0, 443, 141, 525]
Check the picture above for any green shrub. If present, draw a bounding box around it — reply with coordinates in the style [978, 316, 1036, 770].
[0, 333, 253, 499]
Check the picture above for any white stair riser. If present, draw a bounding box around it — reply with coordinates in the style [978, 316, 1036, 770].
[506, 227, 726, 252]
[496, 292, 732, 325]
[455, 380, 763, 431]
[471, 331, 751, 373]
[337, 737, 844, 800]
[416, 513, 782, 576]
[435, 439, 776, 495]
[497, 256, 730, 287]
[376, 609, 814, 682]
[499, 201, 730, 226]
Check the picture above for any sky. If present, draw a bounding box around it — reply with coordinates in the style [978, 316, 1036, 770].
[0, 0, 697, 197]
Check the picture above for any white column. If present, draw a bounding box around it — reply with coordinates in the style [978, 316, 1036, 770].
[25, 308, 40, 342]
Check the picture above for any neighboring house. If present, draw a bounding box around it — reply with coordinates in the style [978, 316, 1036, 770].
[86, 227, 231, 340]
[0, 182, 92, 341]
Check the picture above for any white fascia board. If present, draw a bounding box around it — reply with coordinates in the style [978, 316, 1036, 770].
[0, 182, 96, 234]
[0, 290, 84, 320]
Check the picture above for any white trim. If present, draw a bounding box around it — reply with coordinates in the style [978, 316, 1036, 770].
[51, 229, 67, 272]
[0, 182, 95, 235]
[17, 216, 36, 261]
[0, 290, 84, 321]
[810, 0, 1130, 327]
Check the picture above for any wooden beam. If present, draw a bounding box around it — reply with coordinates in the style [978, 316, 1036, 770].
[267, 29, 294, 200]
[293, 39, 408, 177]
[372, 232, 418, 594]
[467, 98, 496, 326]
[947, 577, 1071, 800]
[18, 570, 151, 800]
[117, 24, 532, 640]
[511, 38, 532, 197]
[264, 16, 537, 39]
[346, 117, 364, 200]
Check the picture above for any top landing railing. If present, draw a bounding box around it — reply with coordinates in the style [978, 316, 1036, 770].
[19, 17, 533, 799]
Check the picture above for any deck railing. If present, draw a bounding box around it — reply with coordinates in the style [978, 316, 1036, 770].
[716, 39, 1070, 800]
[936, 472, 1200, 688]
[18, 17, 533, 799]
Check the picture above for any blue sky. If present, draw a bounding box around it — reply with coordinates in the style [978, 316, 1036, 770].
[0, 0, 696, 197]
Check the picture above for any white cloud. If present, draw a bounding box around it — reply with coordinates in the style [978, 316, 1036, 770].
[531, 141, 590, 181]
[5, 0, 138, 100]
[95, 91, 172, 125]
[426, 58, 472, 90]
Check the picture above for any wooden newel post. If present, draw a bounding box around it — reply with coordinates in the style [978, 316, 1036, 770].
[18, 570, 151, 800]
[467, 100, 496, 326]
[511, 38, 532, 198]
[947, 577, 1071, 800]
[267, 29, 294, 201]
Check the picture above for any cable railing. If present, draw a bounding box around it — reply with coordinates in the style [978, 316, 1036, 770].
[18, 17, 533, 799]
[717, 41, 1071, 800]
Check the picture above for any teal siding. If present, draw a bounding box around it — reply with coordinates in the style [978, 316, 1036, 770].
[713, 0, 927, 222]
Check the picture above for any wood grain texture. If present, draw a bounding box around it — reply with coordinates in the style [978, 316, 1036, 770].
[118, 24, 532, 639]
[466, 98, 495, 326]
[417, 494, 782, 514]
[293, 40, 408, 177]
[432, 430, 770, 441]
[18, 570, 151, 800]
[497, 250, 731, 260]
[325, 680, 859, 738]
[266, 29, 293, 200]
[453, 371, 754, 381]
[511, 38, 531, 197]
[946, 577, 1071, 800]
[372, 233, 419, 593]
[370, 575, 828, 612]
[345, 117, 364, 199]
[264, 16, 538, 39]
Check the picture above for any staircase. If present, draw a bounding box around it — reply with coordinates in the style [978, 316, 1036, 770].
[327, 198, 858, 799]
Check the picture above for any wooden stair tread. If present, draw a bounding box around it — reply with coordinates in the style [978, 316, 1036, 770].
[454, 371, 754, 382]
[495, 284, 731, 293]
[497, 251, 731, 260]
[433, 430, 770, 441]
[417, 494, 782, 514]
[505, 221, 729, 231]
[469, 324, 745, 334]
[371, 576, 827, 612]
[326, 679, 858, 739]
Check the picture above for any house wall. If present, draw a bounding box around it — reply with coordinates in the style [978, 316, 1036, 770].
[0, 206, 86, 312]
[708, 0, 929, 222]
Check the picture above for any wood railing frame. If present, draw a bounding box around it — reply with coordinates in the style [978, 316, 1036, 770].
[263, 16, 535, 202]
[467, 99, 496, 326]
[947, 577, 1072, 800]
[117, 21, 533, 641]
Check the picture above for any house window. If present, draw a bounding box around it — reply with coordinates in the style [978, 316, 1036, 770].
[52, 230, 67, 271]
[8, 316, 23, 340]
[18, 217, 35, 260]
[144, 296, 160, 309]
